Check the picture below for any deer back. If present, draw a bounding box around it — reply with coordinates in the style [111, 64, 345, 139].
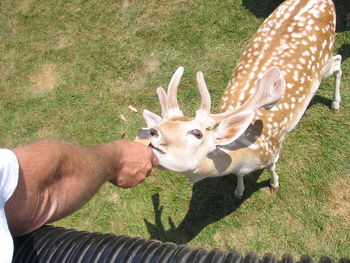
[218, 0, 336, 162]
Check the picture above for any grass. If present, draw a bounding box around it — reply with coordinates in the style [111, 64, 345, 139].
[1, 0, 350, 260]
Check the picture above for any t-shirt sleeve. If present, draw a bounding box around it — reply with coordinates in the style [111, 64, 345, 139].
[0, 149, 19, 263]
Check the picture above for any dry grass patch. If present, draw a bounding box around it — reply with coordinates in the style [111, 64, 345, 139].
[54, 35, 73, 50]
[110, 57, 160, 94]
[330, 176, 350, 221]
[145, 58, 160, 73]
[31, 63, 57, 94]
[19, 0, 32, 13]
[35, 126, 59, 140]
[121, 0, 129, 10]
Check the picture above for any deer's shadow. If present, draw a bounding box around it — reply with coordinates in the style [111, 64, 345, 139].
[242, 0, 349, 32]
[144, 170, 268, 244]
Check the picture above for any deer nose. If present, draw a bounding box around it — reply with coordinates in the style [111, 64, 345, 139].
[149, 128, 159, 138]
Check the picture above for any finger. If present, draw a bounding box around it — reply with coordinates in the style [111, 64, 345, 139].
[151, 153, 159, 167]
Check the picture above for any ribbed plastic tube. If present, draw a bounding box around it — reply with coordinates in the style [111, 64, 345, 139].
[12, 225, 350, 263]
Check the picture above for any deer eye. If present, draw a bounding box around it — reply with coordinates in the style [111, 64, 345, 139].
[188, 129, 203, 139]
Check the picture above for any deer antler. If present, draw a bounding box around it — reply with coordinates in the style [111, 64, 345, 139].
[196, 71, 211, 114]
[157, 67, 184, 119]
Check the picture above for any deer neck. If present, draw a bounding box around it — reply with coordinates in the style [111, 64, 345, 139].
[192, 130, 265, 178]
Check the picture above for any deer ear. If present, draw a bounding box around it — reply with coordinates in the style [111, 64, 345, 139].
[213, 111, 255, 145]
[143, 110, 162, 128]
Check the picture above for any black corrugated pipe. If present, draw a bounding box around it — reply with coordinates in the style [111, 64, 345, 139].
[12, 225, 350, 263]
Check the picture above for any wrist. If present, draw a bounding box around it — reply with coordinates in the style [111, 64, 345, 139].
[89, 141, 121, 182]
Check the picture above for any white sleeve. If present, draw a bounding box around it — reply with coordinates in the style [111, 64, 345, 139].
[0, 149, 19, 263]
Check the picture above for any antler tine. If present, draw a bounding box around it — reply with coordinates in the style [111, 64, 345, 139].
[166, 67, 184, 115]
[196, 71, 211, 114]
[156, 87, 168, 118]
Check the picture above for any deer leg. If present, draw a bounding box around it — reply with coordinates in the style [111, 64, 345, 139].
[268, 154, 280, 195]
[331, 54, 342, 111]
[234, 175, 245, 199]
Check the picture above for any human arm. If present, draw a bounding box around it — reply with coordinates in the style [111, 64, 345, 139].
[5, 139, 158, 236]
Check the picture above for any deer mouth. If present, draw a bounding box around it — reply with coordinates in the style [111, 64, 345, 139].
[150, 143, 165, 154]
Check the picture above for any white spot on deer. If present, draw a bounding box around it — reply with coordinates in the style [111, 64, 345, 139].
[239, 92, 245, 101]
[297, 15, 307, 22]
[310, 46, 317, 53]
[287, 83, 294, 89]
[328, 41, 333, 50]
[292, 32, 302, 39]
[293, 71, 299, 81]
[310, 8, 320, 18]
[309, 35, 317, 42]
[302, 50, 310, 56]
[249, 143, 259, 150]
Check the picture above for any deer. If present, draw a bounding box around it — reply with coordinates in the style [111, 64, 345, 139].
[138, 0, 342, 199]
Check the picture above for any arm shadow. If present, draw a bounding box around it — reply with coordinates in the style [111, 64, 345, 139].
[144, 170, 269, 244]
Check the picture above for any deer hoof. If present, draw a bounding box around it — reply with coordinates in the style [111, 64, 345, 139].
[331, 101, 340, 112]
[234, 191, 243, 200]
[270, 186, 278, 195]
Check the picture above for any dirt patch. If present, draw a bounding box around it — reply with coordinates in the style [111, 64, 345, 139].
[19, 0, 32, 13]
[121, 0, 129, 10]
[110, 57, 160, 94]
[54, 35, 73, 49]
[107, 192, 119, 203]
[31, 64, 57, 93]
[145, 58, 160, 73]
[329, 176, 350, 221]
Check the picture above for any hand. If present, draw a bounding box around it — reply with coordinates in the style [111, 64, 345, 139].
[110, 140, 159, 188]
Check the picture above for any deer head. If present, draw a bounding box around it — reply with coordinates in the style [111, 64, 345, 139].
[139, 66, 286, 177]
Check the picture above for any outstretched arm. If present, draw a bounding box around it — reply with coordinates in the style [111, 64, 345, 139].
[5, 139, 158, 236]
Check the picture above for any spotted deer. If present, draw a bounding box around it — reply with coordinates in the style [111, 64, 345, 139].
[138, 0, 342, 198]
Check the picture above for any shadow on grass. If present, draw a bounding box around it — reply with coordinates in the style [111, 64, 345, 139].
[242, 0, 349, 33]
[309, 95, 332, 109]
[337, 44, 350, 62]
[333, 0, 350, 32]
[144, 170, 268, 244]
[242, 0, 283, 19]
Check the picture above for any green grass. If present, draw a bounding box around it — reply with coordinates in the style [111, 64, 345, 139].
[1, 0, 350, 260]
